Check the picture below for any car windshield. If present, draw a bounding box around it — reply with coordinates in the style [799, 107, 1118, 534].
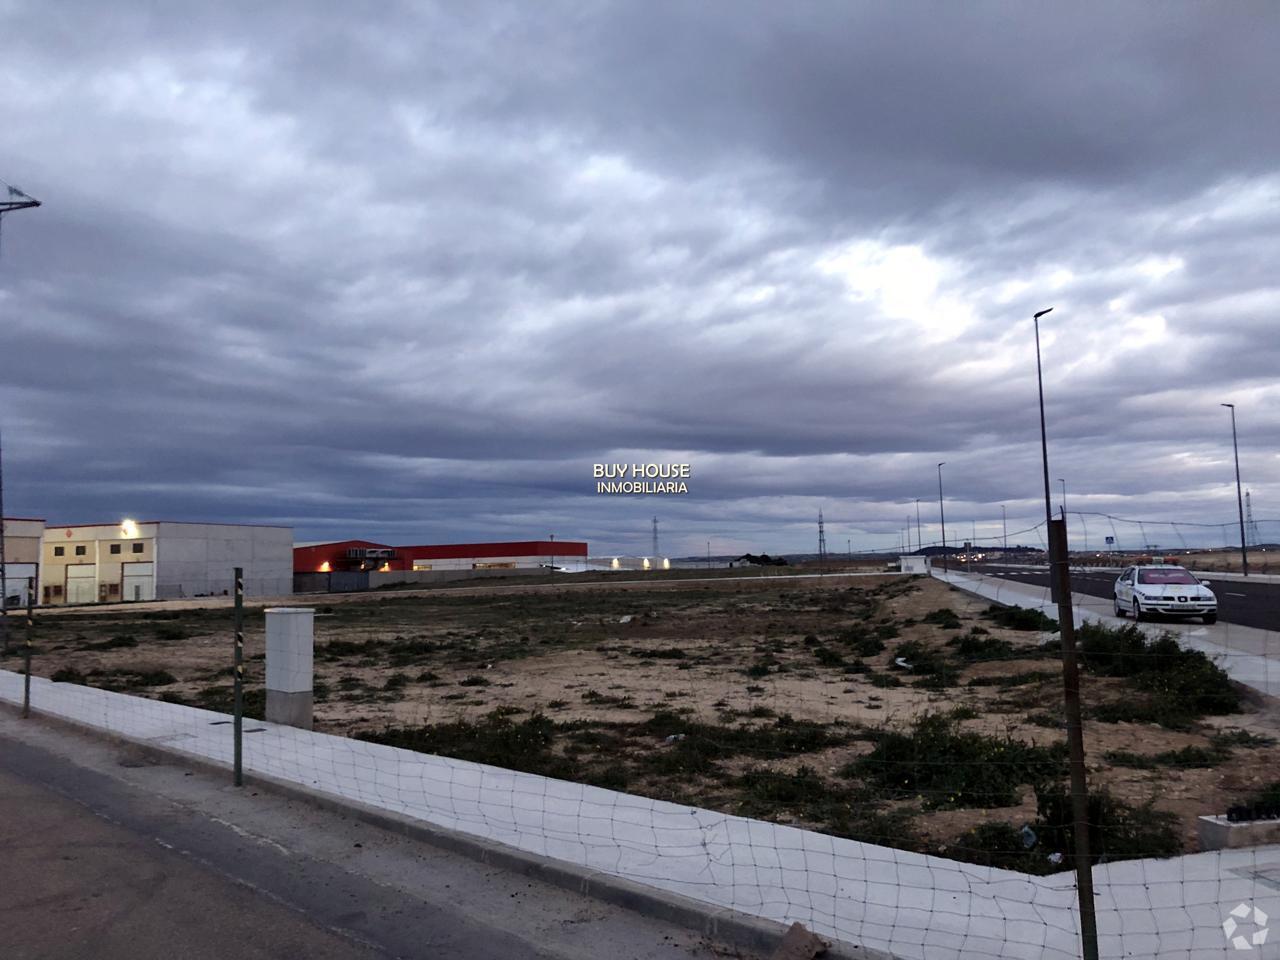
[1138, 568, 1198, 585]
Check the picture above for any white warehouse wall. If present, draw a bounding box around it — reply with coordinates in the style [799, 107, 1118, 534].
[155, 523, 293, 598]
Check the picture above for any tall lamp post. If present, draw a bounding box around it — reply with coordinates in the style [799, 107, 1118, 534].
[1034, 308, 1055, 527]
[1222, 403, 1249, 577]
[0, 184, 42, 657]
[1033, 305, 1099, 960]
[937, 462, 947, 572]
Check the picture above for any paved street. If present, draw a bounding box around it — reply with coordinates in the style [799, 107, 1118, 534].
[973, 564, 1279, 632]
[0, 715, 754, 960]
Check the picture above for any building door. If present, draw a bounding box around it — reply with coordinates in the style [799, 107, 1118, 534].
[65, 564, 97, 604]
[121, 562, 155, 602]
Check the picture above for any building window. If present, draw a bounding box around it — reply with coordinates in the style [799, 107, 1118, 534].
[110, 544, 121, 555]
[54, 546, 64, 557]
[75, 545, 87, 556]
[132, 542, 144, 554]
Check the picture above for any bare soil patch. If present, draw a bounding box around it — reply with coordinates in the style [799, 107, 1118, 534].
[10, 573, 1277, 873]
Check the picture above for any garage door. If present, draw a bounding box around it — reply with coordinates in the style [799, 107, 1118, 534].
[2, 563, 37, 609]
[66, 564, 97, 604]
[122, 562, 155, 602]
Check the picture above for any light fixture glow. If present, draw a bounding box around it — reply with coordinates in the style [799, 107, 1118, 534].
[121, 519, 139, 539]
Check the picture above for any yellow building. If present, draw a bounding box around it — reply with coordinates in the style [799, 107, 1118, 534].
[40, 520, 293, 605]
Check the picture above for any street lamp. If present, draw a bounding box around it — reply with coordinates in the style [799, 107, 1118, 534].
[915, 499, 922, 556]
[1001, 504, 1007, 551]
[1057, 478, 1067, 520]
[1222, 403, 1249, 576]
[937, 462, 947, 572]
[1031, 305, 1099, 959]
[1034, 308, 1055, 527]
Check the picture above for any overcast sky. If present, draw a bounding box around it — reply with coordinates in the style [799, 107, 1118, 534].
[2, 2, 1277, 556]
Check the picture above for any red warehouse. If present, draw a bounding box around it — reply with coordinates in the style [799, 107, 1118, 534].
[293, 539, 589, 574]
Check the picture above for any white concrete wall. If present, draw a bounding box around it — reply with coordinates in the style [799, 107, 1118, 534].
[900, 555, 930, 574]
[407, 553, 587, 572]
[155, 523, 293, 598]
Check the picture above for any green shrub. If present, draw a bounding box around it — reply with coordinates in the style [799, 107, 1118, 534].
[1210, 728, 1276, 749]
[968, 670, 1057, 688]
[1034, 784, 1181, 864]
[948, 632, 1015, 662]
[87, 634, 138, 650]
[868, 672, 902, 688]
[1079, 622, 1240, 726]
[1103, 746, 1227, 769]
[737, 765, 829, 808]
[951, 821, 1046, 873]
[895, 640, 959, 689]
[984, 605, 1059, 632]
[834, 624, 886, 656]
[814, 646, 846, 668]
[745, 657, 779, 678]
[923, 609, 962, 629]
[849, 713, 1067, 808]
[358, 711, 570, 777]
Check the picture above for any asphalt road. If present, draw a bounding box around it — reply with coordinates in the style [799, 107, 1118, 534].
[0, 714, 754, 960]
[974, 564, 1279, 631]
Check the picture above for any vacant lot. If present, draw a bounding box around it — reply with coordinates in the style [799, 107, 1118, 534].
[7, 573, 1278, 874]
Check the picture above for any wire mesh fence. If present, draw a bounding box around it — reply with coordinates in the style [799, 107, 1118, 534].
[2, 556, 1278, 959]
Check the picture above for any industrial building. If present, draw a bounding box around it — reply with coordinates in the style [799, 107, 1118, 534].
[1, 517, 46, 608]
[294, 539, 589, 574]
[41, 520, 293, 604]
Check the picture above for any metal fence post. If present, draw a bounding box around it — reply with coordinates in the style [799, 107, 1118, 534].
[233, 566, 244, 787]
[1049, 518, 1099, 960]
[22, 576, 33, 718]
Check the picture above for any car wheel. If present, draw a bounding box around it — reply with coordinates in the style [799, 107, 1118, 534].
[1204, 613, 1217, 625]
[1114, 595, 1125, 617]
[1132, 599, 1144, 622]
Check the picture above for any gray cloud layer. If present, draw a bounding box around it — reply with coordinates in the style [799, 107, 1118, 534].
[2, 2, 1277, 555]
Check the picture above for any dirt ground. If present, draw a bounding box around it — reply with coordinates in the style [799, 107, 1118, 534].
[7, 572, 1279, 872]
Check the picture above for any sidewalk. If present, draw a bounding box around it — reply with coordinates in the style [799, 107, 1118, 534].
[931, 568, 1280, 699]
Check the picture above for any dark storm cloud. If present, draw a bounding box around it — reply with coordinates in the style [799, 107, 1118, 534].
[2, 1, 1277, 554]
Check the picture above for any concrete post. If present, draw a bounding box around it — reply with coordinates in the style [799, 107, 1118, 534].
[264, 607, 314, 729]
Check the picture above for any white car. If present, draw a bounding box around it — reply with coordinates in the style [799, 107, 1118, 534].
[1114, 564, 1217, 624]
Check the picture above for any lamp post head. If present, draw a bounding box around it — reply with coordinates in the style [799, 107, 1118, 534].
[1034, 307, 1054, 320]
[1221, 402, 1234, 409]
